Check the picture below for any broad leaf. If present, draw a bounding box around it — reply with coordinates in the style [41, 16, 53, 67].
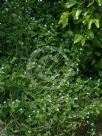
[58, 12, 69, 28]
[94, 19, 100, 28]
[74, 34, 82, 44]
[72, 9, 82, 20]
[87, 30, 94, 39]
[81, 36, 85, 46]
[65, 0, 77, 8]
[88, 19, 94, 29]
[96, 0, 102, 6]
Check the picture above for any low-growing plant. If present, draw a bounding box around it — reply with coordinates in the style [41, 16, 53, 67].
[0, 0, 102, 136]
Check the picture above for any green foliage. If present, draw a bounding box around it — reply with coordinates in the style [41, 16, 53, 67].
[59, 0, 102, 78]
[0, 0, 102, 136]
[59, 12, 69, 28]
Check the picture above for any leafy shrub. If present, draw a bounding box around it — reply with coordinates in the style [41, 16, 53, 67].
[59, 0, 102, 78]
[0, 0, 102, 136]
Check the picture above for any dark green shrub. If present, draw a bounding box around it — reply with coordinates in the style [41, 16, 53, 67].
[0, 0, 102, 136]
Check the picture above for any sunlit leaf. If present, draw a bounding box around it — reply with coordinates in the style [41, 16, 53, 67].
[65, 0, 77, 8]
[96, 0, 102, 6]
[74, 34, 82, 44]
[58, 12, 69, 28]
[94, 19, 100, 28]
[72, 9, 82, 20]
[81, 36, 85, 46]
[88, 19, 94, 29]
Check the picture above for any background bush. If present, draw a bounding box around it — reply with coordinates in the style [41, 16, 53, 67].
[0, 0, 102, 136]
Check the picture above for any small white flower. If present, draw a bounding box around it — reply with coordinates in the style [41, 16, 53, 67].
[67, 82, 69, 85]
[51, 76, 55, 80]
[98, 79, 100, 82]
[24, 71, 26, 74]
[16, 99, 20, 102]
[61, 96, 64, 99]
[56, 108, 59, 111]
[74, 97, 78, 100]
[69, 69, 72, 72]
[80, 48, 83, 51]
[86, 121, 89, 124]
[12, 101, 15, 104]
[87, 112, 90, 115]
[19, 108, 23, 112]
[1, 66, 4, 70]
[86, 115, 89, 119]
[52, 83, 55, 86]
[48, 95, 51, 98]
[89, 77, 92, 80]
[65, 62, 68, 65]
[91, 123, 94, 126]
[57, 85, 61, 89]
[48, 98, 52, 103]
[3, 101, 6, 104]
[92, 132, 95, 135]
[28, 130, 31, 134]
[37, 110, 39, 114]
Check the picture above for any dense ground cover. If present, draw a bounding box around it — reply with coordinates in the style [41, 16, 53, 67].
[0, 0, 102, 135]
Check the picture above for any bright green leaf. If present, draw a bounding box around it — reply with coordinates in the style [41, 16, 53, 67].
[87, 1, 94, 7]
[96, 0, 102, 6]
[65, 0, 77, 8]
[88, 19, 94, 29]
[72, 9, 82, 20]
[94, 19, 100, 28]
[75, 9, 82, 20]
[74, 34, 82, 44]
[58, 12, 69, 28]
[81, 36, 85, 46]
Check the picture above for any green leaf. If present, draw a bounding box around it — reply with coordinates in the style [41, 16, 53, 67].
[58, 12, 69, 28]
[74, 34, 82, 44]
[81, 36, 85, 46]
[75, 9, 82, 20]
[65, 0, 77, 8]
[88, 19, 94, 29]
[88, 18, 99, 29]
[94, 19, 100, 28]
[74, 34, 85, 45]
[67, 30, 73, 36]
[72, 9, 82, 20]
[96, 0, 102, 6]
[87, 30, 94, 39]
[87, 1, 94, 7]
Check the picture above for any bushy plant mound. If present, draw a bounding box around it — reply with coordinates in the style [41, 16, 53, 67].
[0, 0, 102, 136]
